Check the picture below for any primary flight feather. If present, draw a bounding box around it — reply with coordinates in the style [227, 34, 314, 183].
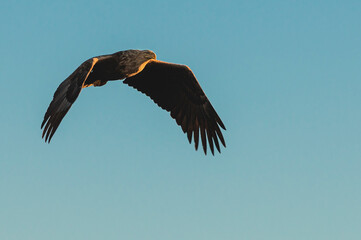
[41, 49, 226, 155]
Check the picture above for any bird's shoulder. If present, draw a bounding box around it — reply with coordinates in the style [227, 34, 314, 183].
[145, 60, 194, 77]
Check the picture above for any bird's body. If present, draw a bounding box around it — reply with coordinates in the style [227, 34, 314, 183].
[41, 49, 226, 155]
[84, 50, 156, 86]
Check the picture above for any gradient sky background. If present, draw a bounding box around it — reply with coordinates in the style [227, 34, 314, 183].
[1, 0, 361, 239]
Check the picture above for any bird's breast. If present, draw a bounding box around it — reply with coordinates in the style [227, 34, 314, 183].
[126, 59, 153, 78]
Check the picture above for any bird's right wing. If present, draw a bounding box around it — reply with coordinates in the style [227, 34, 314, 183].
[41, 58, 98, 143]
[124, 60, 226, 155]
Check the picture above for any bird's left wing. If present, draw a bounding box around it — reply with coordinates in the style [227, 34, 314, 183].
[41, 58, 98, 142]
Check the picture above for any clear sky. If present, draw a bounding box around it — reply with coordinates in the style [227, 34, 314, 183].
[1, 0, 361, 239]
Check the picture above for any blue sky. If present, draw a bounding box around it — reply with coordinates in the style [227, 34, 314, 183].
[1, 0, 361, 239]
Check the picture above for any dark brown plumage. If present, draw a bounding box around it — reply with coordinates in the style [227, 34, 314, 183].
[41, 49, 226, 155]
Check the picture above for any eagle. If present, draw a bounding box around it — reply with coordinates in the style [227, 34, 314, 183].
[41, 50, 226, 155]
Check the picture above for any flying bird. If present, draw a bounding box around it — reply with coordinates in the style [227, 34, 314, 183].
[41, 50, 226, 155]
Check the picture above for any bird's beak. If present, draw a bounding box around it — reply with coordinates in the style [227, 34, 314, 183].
[92, 57, 99, 66]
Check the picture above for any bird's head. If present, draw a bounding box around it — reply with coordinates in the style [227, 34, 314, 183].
[142, 50, 157, 60]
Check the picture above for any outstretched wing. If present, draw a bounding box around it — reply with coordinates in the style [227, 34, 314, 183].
[124, 60, 226, 155]
[41, 58, 98, 142]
